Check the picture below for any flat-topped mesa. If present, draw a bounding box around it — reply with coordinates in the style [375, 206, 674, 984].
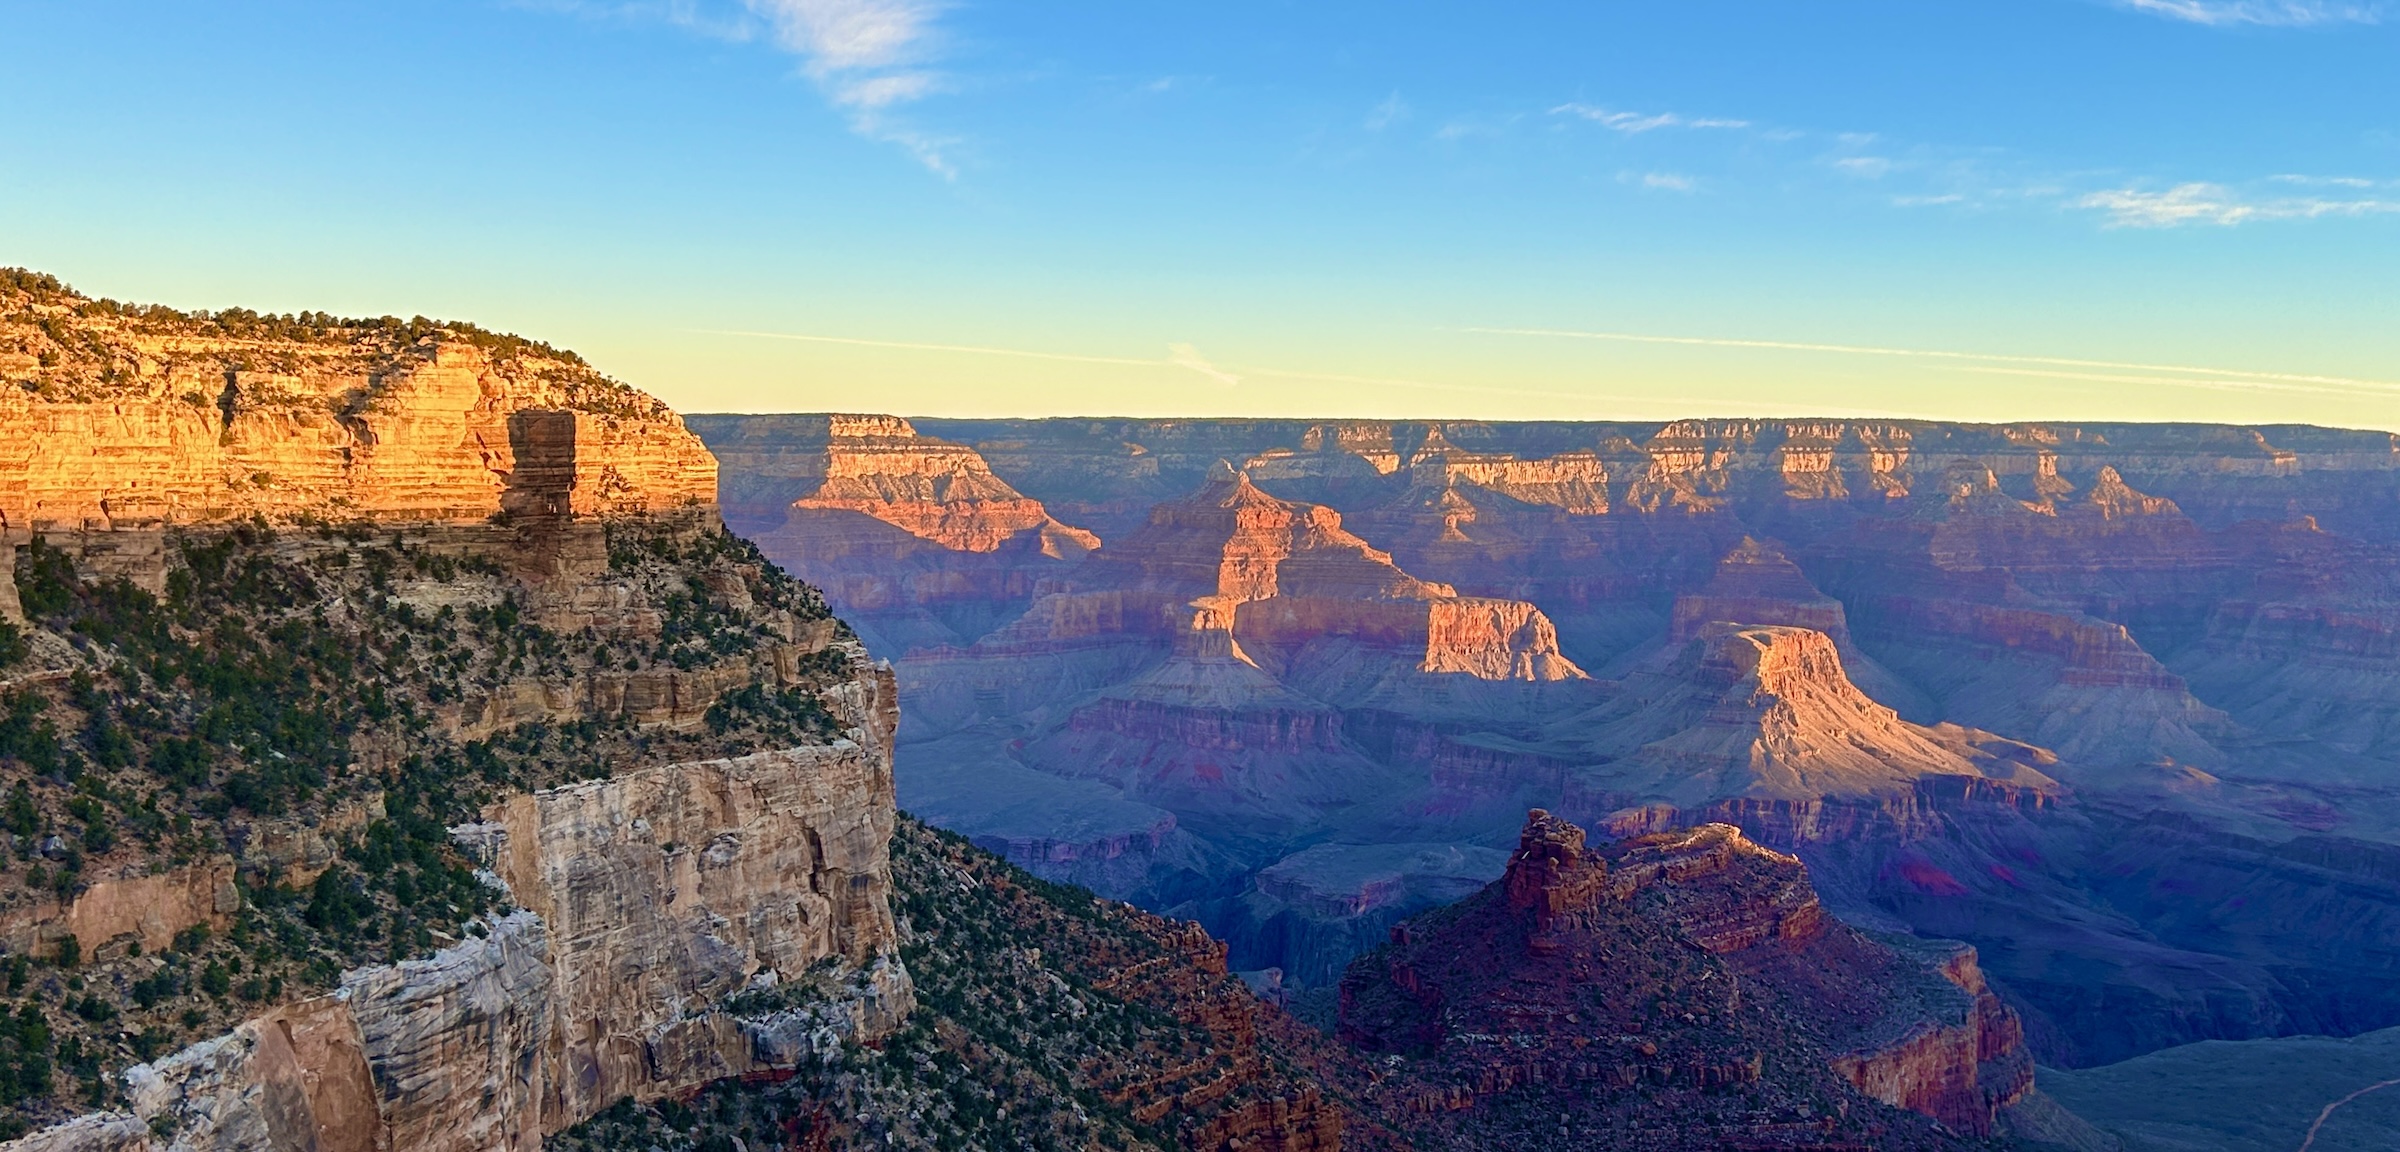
[787, 415, 1099, 556]
[1403, 428, 1611, 514]
[0, 279, 714, 532]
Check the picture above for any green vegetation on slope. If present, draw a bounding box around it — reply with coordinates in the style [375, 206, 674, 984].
[0, 266, 666, 416]
[0, 517, 840, 1137]
[550, 816, 1365, 1152]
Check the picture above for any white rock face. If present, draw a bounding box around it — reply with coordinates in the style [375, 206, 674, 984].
[484, 740, 904, 1129]
[7, 734, 912, 1152]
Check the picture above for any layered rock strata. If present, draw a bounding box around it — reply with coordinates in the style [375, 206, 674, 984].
[14, 734, 912, 1152]
[697, 411, 2400, 1063]
[1337, 811, 2032, 1147]
[0, 275, 914, 1150]
[1547, 624, 2058, 841]
[0, 305, 715, 532]
[688, 414, 1096, 654]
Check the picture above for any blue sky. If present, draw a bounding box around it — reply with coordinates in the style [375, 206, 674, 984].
[3, 0, 2397, 427]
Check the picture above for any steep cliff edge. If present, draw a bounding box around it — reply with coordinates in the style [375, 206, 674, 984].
[1335, 811, 2034, 1148]
[546, 816, 1396, 1152]
[0, 269, 714, 533]
[0, 273, 909, 1149]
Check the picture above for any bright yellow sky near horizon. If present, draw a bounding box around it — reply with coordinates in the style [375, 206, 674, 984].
[602, 325, 2400, 434]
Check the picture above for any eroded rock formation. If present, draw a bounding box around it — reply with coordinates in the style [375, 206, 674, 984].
[685, 414, 1097, 655]
[1547, 623, 2060, 840]
[692, 413, 2400, 1066]
[1336, 811, 2032, 1147]
[21, 734, 911, 1152]
[0, 322, 714, 534]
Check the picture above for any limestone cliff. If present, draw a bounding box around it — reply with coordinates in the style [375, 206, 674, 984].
[2, 624, 910, 1150]
[0, 273, 911, 1150]
[0, 272, 714, 533]
[6, 648, 912, 1152]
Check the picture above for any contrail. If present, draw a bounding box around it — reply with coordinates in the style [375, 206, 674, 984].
[689, 328, 1162, 369]
[1464, 326, 2400, 394]
[693, 328, 1654, 404]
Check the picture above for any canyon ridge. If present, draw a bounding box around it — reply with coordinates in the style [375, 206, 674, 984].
[696, 412, 2400, 1073]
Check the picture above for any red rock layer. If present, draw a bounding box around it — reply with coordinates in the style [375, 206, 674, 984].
[1336, 811, 2032, 1147]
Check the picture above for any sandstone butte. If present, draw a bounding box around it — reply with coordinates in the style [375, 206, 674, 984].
[0, 274, 917, 1152]
[1337, 810, 2036, 1150]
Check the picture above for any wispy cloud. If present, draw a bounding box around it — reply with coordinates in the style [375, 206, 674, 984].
[1628, 172, 1695, 192]
[2114, 0, 2381, 25]
[2077, 181, 2400, 226]
[1365, 92, 1410, 132]
[1433, 115, 1518, 142]
[1550, 104, 1750, 133]
[743, 0, 955, 175]
[529, 0, 957, 175]
[2269, 173, 2380, 187]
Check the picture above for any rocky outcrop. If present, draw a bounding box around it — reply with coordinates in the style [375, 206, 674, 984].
[0, 857, 239, 958]
[779, 415, 1098, 555]
[688, 415, 1097, 655]
[997, 464, 1585, 682]
[482, 737, 903, 1127]
[1827, 947, 2033, 1137]
[1337, 812, 2032, 1146]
